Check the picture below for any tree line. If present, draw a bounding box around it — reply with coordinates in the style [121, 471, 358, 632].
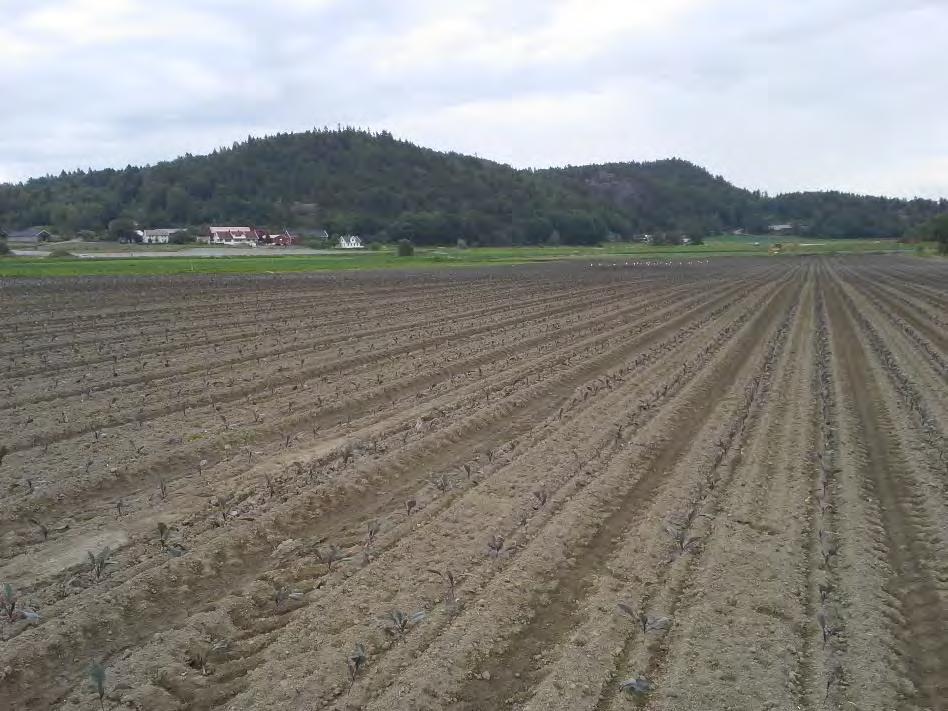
[1, 128, 944, 245]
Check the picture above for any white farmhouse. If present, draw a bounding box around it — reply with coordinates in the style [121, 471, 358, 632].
[140, 228, 181, 244]
[338, 235, 364, 249]
[208, 226, 255, 245]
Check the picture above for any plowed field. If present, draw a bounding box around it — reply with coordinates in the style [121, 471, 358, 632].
[1, 256, 945, 711]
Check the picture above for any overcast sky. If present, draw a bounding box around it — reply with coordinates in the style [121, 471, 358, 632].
[1, 0, 946, 198]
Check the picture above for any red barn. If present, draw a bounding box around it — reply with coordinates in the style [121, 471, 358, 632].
[256, 229, 297, 247]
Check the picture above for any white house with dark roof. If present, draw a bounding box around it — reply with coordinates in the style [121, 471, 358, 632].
[207, 226, 256, 245]
[139, 228, 182, 244]
[5, 226, 52, 243]
[338, 235, 363, 249]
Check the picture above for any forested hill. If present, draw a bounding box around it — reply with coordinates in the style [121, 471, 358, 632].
[1, 128, 944, 244]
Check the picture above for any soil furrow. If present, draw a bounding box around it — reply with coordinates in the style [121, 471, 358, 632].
[825, 272, 947, 710]
[0, 270, 772, 708]
[448, 271, 799, 711]
[0, 277, 754, 533]
[2, 257, 944, 711]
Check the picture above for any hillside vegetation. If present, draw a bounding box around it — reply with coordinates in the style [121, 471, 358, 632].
[1, 129, 944, 244]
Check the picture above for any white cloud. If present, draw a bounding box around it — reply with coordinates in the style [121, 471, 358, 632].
[354, 0, 700, 74]
[0, 0, 945, 198]
[383, 88, 631, 165]
[23, 0, 142, 43]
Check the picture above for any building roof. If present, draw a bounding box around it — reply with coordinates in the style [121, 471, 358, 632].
[6, 226, 51, 240]
[142, 228, 184, 237]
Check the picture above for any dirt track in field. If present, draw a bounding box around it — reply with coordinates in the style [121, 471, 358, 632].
[0, 256, 945, 711]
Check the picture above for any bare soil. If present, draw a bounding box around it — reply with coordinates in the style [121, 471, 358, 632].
[0, 256, 945, 711]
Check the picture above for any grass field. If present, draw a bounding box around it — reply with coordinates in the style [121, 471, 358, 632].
[0, 237, 920, 278]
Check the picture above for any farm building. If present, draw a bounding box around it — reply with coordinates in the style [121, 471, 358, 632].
[5, 226, 52, 243]
[257, 229, 297, 247]
[139, 228, 182, 244]
[207, 226, 256, 245]
[338, 235, 363, 249]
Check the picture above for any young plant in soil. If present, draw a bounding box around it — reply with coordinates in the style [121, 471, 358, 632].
[261, 473, 277, 498]
[89, 661, 106, 710]
[428, 569, 466, 611]
[347, 642, 367, 694]
[704, 470, 720, 491]
[663, 522, 701, 556]
[0, 583, 39, 624]
[365, 519, 381, 547]
[619, 676, 654, 695]
[680, 503, 700, 528]
[274, 586, 303, 607]
[186, 639, 230, 676]
[88, 546, 113, 581]
[616, 602, 672, 633]
[486, 534, 505, 559]
[156, 521, 175, 548]
[216, 494, 233, 524]
[430, 473, 451, 493]
[318, 544, 349, 571]
[817, 609, 837, 646]
[362, 520, 381, 564]
[28, 517, 49, 541]
[818, 529, 837, 568]
[825, 660, 843, 700]
[532, 488, 548, 509]
[2, 583, 17, 622]
[379, 609, 427, 642]
[186, 643, 212, 676]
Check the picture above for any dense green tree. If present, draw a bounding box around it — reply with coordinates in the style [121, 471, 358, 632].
[107, 217, 138, 241]
[933, 215, 948, 254]
[165, 186, 193, 223]
[169, 229, 195, 244]
[911, 213, 948, 254]
[49, 204, 79, 234]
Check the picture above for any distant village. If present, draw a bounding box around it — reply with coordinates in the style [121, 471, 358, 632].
[2, 225, 365, 249]
[135, 226, 364, 249]
[2, 221, 803, 250]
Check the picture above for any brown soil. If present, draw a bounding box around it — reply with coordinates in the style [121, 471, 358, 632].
[0, 256, 944, 711]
